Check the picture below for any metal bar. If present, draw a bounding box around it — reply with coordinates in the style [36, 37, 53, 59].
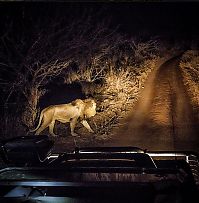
[0, 181, 151, 187]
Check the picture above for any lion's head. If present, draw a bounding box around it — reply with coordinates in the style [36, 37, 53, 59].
[83, 98, 97, 119]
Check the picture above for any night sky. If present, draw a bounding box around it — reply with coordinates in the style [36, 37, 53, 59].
[1, 2, 199, 38]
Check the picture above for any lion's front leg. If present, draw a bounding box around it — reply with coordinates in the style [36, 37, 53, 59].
[80, 120, 94, 133]
[70, 117, 79, 136]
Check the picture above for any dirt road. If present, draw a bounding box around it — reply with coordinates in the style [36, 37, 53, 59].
[104, 55, 199, 152]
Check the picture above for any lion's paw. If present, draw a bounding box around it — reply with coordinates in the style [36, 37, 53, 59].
[71, 132, 79, 137]
[51, 134, 58, 137]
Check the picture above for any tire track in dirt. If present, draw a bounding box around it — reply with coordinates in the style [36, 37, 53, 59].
[104, 55, 199, 152]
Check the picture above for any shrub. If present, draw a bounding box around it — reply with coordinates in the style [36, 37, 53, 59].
[179, 50, 199, 119]
[82, 57, 159, 140]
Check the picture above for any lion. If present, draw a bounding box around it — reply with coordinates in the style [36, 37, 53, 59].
[30, 98, 96, 137]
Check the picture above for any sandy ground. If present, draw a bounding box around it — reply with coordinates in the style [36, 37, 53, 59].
[53, 55, 199, 153]
[103, 54, 199, 152]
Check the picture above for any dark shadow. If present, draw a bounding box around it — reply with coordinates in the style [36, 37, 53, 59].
[39, 82, 86, 109]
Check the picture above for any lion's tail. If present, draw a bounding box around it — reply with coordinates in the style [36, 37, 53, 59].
[29, 110, 44, 133]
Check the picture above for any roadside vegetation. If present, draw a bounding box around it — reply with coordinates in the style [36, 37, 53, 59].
[77, 57, 159, 141]
[179, 50, 199, 120]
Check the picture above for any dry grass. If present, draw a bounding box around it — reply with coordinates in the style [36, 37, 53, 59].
[83, 58, 159, 141]
[179, 50, 199, 119]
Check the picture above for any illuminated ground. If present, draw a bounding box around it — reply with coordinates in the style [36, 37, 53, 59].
[104, 54, 199, 152]
[53, 54, 199, 153]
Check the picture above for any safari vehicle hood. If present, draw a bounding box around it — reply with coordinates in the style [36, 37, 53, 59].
[0, 135, 199, 203]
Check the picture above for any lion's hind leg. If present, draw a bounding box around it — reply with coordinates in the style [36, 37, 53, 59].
[35, 116, 52, 135]
[49, 120, 58, 137]
[35, 125, 47, 135]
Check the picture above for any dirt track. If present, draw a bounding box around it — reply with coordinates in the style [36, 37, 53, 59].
[104, 55, 199, 152]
